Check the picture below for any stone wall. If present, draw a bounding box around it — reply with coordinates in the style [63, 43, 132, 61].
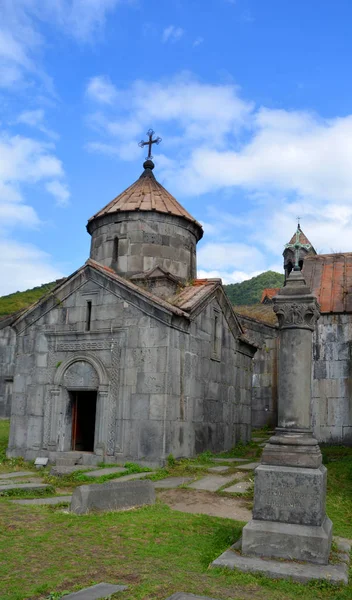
[237, 315, 278, 429]
[7, 270, 253, 463]
[312, 314, 352, 444]
[0, 322, 16, 418]
[88, 212, 199, 283]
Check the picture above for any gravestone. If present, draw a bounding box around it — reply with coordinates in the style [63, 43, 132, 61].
[70, 479, 155, 514]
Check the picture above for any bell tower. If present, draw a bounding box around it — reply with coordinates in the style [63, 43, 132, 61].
[283, 222, 316, 283]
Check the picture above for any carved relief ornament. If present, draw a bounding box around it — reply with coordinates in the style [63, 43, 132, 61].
[273, 299, 320, 331]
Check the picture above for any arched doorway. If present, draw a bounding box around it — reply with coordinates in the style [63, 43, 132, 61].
[62, 360, 99, 452]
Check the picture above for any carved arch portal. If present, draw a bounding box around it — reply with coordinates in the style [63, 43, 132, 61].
[54, 353, 109, 388]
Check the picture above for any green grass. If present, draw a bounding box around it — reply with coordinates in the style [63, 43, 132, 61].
[0, 282, 58, 317]
[0, 421, 351, 600]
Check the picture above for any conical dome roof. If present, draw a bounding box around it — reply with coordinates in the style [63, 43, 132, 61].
[88, 160, 202, 234]
[287, 224, 314, 249]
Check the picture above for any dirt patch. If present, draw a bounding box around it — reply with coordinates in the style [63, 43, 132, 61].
[158, 488, 252, 521]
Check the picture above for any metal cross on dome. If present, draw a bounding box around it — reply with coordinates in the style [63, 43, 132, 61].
[285, 219, 312, 271]
[138, 129, 162, 160]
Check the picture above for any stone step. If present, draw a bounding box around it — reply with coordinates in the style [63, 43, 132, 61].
[12, 495, 72, 505]
[187, 475, 239, 492]
[85, 467, 127, 478]
[222, 481, 252, 494]
[0, 471, 36, 480]
[0, 483, 51, 494]
[153, 477, 194, 489]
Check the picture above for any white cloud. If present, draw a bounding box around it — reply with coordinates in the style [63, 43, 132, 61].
[162, 26, 184, 43]
[17, 109, 59, 139]
[197, 242, 265, 272]
[193, 37, 204, 47]
[197, 268, 262, 285]
[46, 180, 70, 206]
[0, 239, 64, 295]
[0, 132, 69, 228]
[86, 76, 118, 105]
[0, 0, 126, 92]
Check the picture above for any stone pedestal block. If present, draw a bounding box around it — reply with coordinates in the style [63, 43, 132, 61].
[252, 464, 327, 526]
[242, 516, 333, 565]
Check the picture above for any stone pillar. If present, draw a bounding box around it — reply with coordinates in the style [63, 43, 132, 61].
[242, 270, 333, 565]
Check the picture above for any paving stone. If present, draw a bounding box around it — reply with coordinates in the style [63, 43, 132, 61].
[208, 466, 230, 473]
[0, 483, 51, 494]
[0, 471, 36, 479]
[211, 537, 350, 584]
[212, 457, 250, 463]
[12, 495, 72, 505]
[85, 467, 127, 478]
[223, 481, 252, 494]
[114, 472, 152, 482]
[252, 437, 269, 442]
[187, 475, 237, 492]
[235, 462, 260, 470]
[153, 477, 194, 489]
[50, 465, 96, 476]
[259, 443, 266, 447]
[61, 582, 128, 599]
[166, 594, 219, 600]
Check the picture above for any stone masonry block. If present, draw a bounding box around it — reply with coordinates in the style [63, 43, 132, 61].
[70, 479, 155, 514]
[253, 465, 327, 526]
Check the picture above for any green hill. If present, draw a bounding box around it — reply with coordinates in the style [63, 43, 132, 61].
[0, 282, 59, 317]
[224, 270, 284, 306]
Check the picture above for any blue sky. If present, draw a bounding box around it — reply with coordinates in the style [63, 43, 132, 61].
[2, 0, 352, 294]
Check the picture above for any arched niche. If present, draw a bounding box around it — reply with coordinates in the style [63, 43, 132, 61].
[54, 353, 109, 388]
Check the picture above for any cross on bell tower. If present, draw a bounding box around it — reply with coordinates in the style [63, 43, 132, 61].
[138, 129, 162, 162]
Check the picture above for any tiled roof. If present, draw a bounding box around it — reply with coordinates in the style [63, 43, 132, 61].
[88, 164, 202, 231]
[234, 304, 278, 326]
[260, 288, 280, 302]
[303, 253, 352, 313]
[170, 279, 221, 312]
[288, 225, 314, 248]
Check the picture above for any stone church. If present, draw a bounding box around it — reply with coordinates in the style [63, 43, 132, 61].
[3, 146, 256, 465]
[238, 224, 352, 445]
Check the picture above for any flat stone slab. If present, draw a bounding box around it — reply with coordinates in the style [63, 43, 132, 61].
[223, 481, 252, 494]
[50, 465, 96, 476]
[166, 594, 219, 600]
[211, 536, 351, 584]
[115, 472, 152, 482]
[154, 477, 194, 489]
[235, 462, 260, 470]
[71, 479, 155, 514]
[12, 495, 72, 505]
[0, 471, 36, 479]
[212, 457, 250, 463]
[252, 437, 269, 442]
[0, 483, 50, 494]
[62, 583, 128, 599]
[85, 467, 127, 478]
[187, 475, 238, 492]
[208, 466, 230, 473]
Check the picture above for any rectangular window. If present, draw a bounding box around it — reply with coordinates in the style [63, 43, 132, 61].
[211, 308, 222, 361]
[86, 300, 92, 331]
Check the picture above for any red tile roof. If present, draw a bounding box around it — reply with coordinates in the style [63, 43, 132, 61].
[302, 253, 352, 313]
[260, 288, 280, 303]
[88, 166, 203, 232]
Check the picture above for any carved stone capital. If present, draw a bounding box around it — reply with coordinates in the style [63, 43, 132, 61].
[273, 299, 320, 331]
